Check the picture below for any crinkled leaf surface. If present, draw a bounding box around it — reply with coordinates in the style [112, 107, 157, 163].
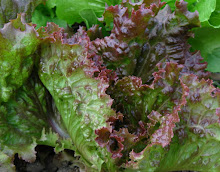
[0, 0, 219, 171]
[92, 0, 164, 78]
[134, 0, 209, 82]
[96, 63, 188, 170]
[38, 23, 116, 171]
[93, 0, 208, 82]
[0, 74, 50, 165]
[162, 1, 220, 73]
[157, 75, 220, 171]
[0, 14, 40, 102]
[0, 0, 45, 28]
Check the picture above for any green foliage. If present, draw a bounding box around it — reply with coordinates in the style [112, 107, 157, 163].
[189, 27, 220, 72]
[209, 0, 220, 28]
[32, 0, 122, 29]
[0, 151, 15, 171]
[32, 3, 67, 29]
[0, 14, 40, 102]
[0, 74, 50, 164]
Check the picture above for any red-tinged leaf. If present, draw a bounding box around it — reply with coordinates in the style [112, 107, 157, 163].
[38, 23, 117, 171]
[92, 0, 164, 78]
[149, 112, 178, 147]
[96, 62, 189, 168]
[110, 63, 187, 129]
[92, 0, 209, 82]
[133, 0, 210, 83]
[157, 75, 220, 171]
[178, 75, 220, 139]
[95, 127, 111, 147]
[107, 133, 124, 159]
[87, 25, 103, 41]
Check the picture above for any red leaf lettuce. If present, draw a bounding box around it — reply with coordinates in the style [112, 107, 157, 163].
[0, 0, 219, 171]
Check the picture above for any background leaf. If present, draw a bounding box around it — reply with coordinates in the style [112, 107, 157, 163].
[208, 0, 220, 28]
[32, 3, 67, 29]
[161, 0, 218, 27]
[0, 0, 45, 28]
[189, 27, 220, 72]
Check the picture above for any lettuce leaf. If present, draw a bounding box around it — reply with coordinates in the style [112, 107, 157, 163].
[92, 0, 209, 82]
[36, 0, 122, 28]
[209, 0, 220, 28]
[134, 0, 209, 82]
[96, 62, 220, 171]
[189, 27, 220, 73]
[0, 1, 219, 171]
[32, 0, 123, 29]
[38, 23, 116, 171]
[0, 14, 40, 102]
[92, 0, 165, 78]
[0, 74, 50, 167]
[32, 3, 67, 29]
[0, 151, 15, 172]
[161, 0, 217, 27]
[161, 0, 220, 73]
[157, 75, 220, 171]
[96, 63, 189, 170]
[0, 0, 45, 28]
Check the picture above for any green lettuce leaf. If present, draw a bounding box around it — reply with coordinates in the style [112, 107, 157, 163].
[0, 74, 50, 166]
[157, 75, 220, 171]
[53, 0, 121, 26]
[38, 129, 75, 154]
[0, 151, 15, 172]
[32, 2, 67, 29]
[189, 27, 220, 72]
[209, 0, 220, 28]
[32, 0, 123, 29]
[0, 14, 40, 102]
[188, 0, 216, 23]
[38, 23, 116, 171]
